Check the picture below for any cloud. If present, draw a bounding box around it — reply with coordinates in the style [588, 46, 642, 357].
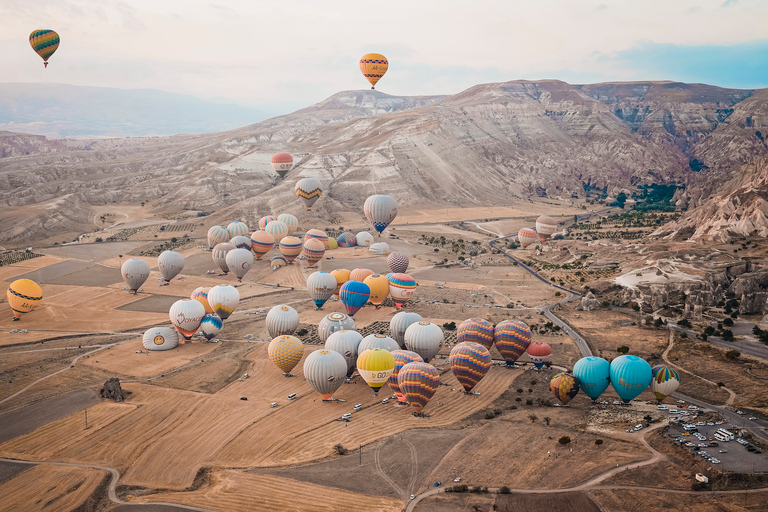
[722, 0, 738, 7]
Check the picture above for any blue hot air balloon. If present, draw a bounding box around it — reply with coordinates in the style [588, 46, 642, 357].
[610, 355, 652, 403]
[339, 280, 371, 317]
[573, 356, 611, 402]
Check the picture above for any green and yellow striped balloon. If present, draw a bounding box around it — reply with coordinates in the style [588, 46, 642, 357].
[29, 30, 60, 67]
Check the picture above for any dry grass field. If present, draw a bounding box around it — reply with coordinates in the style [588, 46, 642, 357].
[81, 339, 220, 378]
[0, 463, 106, 512]
[416, 492, 601, 512]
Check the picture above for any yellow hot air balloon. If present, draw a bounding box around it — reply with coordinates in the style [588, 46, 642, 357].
[29, 30, 60, 68]
[359, 53, 388, 89]
[331, 268, 351, 297]
[191, 287, 214, 315]
[7, 279, 43, 320]
[268, 335, 304, 376]
[363, 274, 390, 306]
[357, 347, 395, 396]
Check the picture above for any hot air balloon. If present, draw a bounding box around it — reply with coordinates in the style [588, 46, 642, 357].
[535, 215, 558, 242]
[169, 299, 205, 340]
[355, 231, 374, 247]
[339, 280, 370, 316]
[331, 269, 351, 296]
[387, 252, 409, 274]
[307, 271, 337, 309]
[191, 287, 214, 314]
[271, 152, 293, 178]
[328, 237, 338, 250]
[449, 342, 491, 393]
[359, 53, 388, 89]
[318, 312, 356, 343]
[277, 213, 299, 234]
[207, 284, 240, 320]
[200, 313, 223, 341]
[227, 221, 249, 238]
[517, 228, 538, 249]
[650, 365, 680, 402]
[142, 327, 179, 351]
[349, 268, 374, 282]
[359, 333, 400, 353]
[325, 329, 364, 376]
[7, 279, 43, 320]
[527, 341, 552, 369]
[363, 274, 389, 306]
[305, 229, 329, 249]
[304, 349, 348, 400]
[251, 231, 275, 259]
[121, 258, 150, 294]
[157, 251, 185, 283]
[399, 362, 440, 414]
[337, 232, 357, 248]
[265, 220, 289, 245]
[369, 242, 390, 255]
[279, 236, 303, 263]
[212, 243, 236, 274]
[390, 311, 423, 348]
[295, 178, 322, 210]
[271, 255, 287, 269]
[225, 248, 254, 282]
[29, 30, 59, 68]
[573, 356, 611, 402]
[389, 350, 424, 402]
[457, 318, 494, 350]
[610, 355, 653, 404]
[266, 304, 300, 337]
[230, 235, 253, 251]
[494, 320, 532, 366]
[388, 273, 416, 308]
[207, 226, 229, 249]
[259, 216, 276, 230]
[364, 194, 398, 235]
[302, 238, 326, 267]
[405, 322, 444, 362]
[550, 372, 581, 405]
[357, 348, 395, 396]
[268, 335, 304, 376]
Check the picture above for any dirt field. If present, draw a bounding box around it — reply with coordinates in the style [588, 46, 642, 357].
[0, 388, 100, 442]
[591, 488, 768, 512]
[81, 339, 220, 378]
[0, 463, 106, 512]
[416, 491, 601, 512]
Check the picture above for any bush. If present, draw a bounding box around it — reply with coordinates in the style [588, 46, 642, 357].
[725, 349, 740, 360]
[632, 303, 641, 311]
[528, 414, 538, 423]
[498, 486, 511, 494]
[677, 318, 692, 328]
[543, 416, 551, 426]
[616, 345, 629, 354]
[517, 388, 523, 393]
[723, 317, 734, 327]
[443, 322, 456, 331]
[558, 436, 571, 445]
[722, 329, 734, 342]
[595, 439, 603, 447]
[602, 300, 610, 307]
[555, 291, 561, 296]
[525, 399, 533, 406]
[333, 443, 348, 455]
[296, 328, 308, 336]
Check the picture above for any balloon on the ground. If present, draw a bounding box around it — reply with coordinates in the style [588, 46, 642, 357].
[404, 321, 444, 362]
[390, 311, 423, 348]
[494, 320, 532, 365]
[7, 279, 43, 320]
[227, 221, 249, 238]
[650, 365, 680, 402]
[302, 238, 326, 267]
[573, 356, 611, 401]
[398, 362, 440, 414]
[158, 251, 185, 283]
[279, 236, 303, 263]
[389, 350, 424, 402]
[359, 333, 400, 353]
[364, 194, 398, 234]
[331, 268, 351, 296]
[277, 213, 298, 234]
[225, 248, 254, 281]
[318, 312, 356, 343]
[357, 348, 395, 396]
[610, 355, 653, 403]
[449, 342, 491, 393]
[207, 226, 229, 249]
[457, 318, 494, 350]
[517, 228, 538, 249]
[265, 220, 289, 245]
[266, 304, 300, 337]
[212, 243, 236, 274]
[349, 268, 374, 282]
[387, 252, 409, 274]
[339, 280, 370, 316]
[359, 53, 388, 89]
[268, 335, 304, 375]
[369, 242, 389, 255]
[207, 284, 240, 320]
[356, 231, 374, 247]
[363, 274, 389, 305]
[325, 329, 363, 375]
[305, 229, 329, 249]
[388, 273, 416, 308]
[200, 313, 223, 340]
[271, 255, 287, 269]
[527, 341, 552, 368]
[259, 216, 276, 230]
[169, 299, 205, 339]
[251, 231, 275, 259]
[142, 327, 179, 351]
[295, 178, 322, 210]
[230, 235, 252, 251]
[29, 30, 59, 67]
[191, 287, 214, 314]
[535, 215, 558, 241]
[550, 372, 581, 405]
[307, 271, 337, 309]
[304, 349, 348, 400]
[271, 152, 293, 178]
[328, 237, 338, 250]
[121, 258, 150, 294]
[337, 232, 357, 247]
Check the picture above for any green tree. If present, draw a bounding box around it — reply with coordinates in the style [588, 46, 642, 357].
[722, 329, 734, 342]
[595, 439, 603, 447]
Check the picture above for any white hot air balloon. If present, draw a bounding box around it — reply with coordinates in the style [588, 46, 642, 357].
[142, 326, 179, 351]
[158, 250, 185, 283]
[169, 299, 206, 340]
[364, 194, 398, 235]
[207, 284, 240, 320]
[277, 213, 299, 234]
[389, 311, 423, 348]
[121, 258, 150, 294]
[295, 178, 322, 210]
[404, 321, 444, 362]
[325, 329, 364, 376]
[266, 304, 300, 338]
[225, 248, 254, 282]
[358, 333, 400, 353]
[369, 242, 390, 255]
[230, 235, 253, 251]
[227, 221, 249, 238]
[355, 231, 374, 247]
[303, 349, 349, 400]
[207, 226, 229, 249]
[318, 312, 356, 343]
[517, 227, 539, 249]
[265, 220, 289, 245]
[212, 243, 236, 274]
[535, 215, 558, 241]
[307, 271, 338, 309]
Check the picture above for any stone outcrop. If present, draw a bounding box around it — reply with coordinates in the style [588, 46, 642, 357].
[100, 377, 124, 402]
[576, 292, 602, 311]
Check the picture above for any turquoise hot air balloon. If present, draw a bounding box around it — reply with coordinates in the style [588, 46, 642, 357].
[610, 355, 652, 404]
[339, 280, 370, 317]
[573, 356, 611, 402]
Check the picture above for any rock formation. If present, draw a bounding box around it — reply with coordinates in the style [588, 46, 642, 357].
[576, 292, 602, 311]
[100, 377, 124, 402]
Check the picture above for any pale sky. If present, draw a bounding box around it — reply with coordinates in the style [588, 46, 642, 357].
[3, 0, 768, 114]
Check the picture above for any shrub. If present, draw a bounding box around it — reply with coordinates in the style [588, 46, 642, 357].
[525, 399, 533, 406]
[595, 439, 603, 447]
[616, 345, 629, 354]
[725, 349, 740, 360]
[333, 444, 348, 455]
[443, 322, 456, 331]
[558, 436, 571, 445]
[528, 414, 538, 423]
[544, 416, 551, 426]
[677, 319, 692, 328]
[517, 388, 524, 393]
[498, 486, 511, 494]
[722, 329, 734, 342]
[723, 317, 734, 327]
[632, 303, 641, 311]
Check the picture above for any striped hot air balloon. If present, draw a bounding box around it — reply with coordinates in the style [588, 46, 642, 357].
[387, 252, 409, 274]
[251, 231, 275, 259]
[230, 236, 252, 251]
[259, 216, 276, 230]
[7, 279, 43, 320]
[550, 372, 581, 405]
[535, 215, 558, 242]
[227, 221, 249, 238]
[457, 318, 494, 350]
[200, 314, 223, 341]
[517, 227, 539, 249]
[388, 273, 416, 308]
[390, 311, 423, 348]
[265, 221, 289, 245]
[363, 274, 389, 305]
[349, 268, 374, 282]
[398, 362, 440, 414]
[389, 350, 424, 402]
[271, 152, 293, 178]
[331, 269, 351, 296]
[212, 243, 235, 274]
[268, 335, 304, 376]
[305, 229, 329, 250]
[191, 287, 214, 314]
[359, 53, 388, 89]
[142, 327, 179, 351]
[266, 304, 300, 337]
[650, 365, 680, 402]
[304, 349, 348, 400]
[207, 284, 240, 320]
[318, 312, 356, 343]
[29, 30, 59, 67]
[279, 236, 303, 263]
[494, 320, 532, 366]
[339, 280, 370, 316]
[527, 341, 552, 368]
[573, 356, 611, 402]
[357, 348, 395, 396]
[277, 213, 298, 234]
[307, 271, 337, 309]
[270, 255, 288, 269]
[207, 226, 229, 249]
[364, 194, 398, 234]
[449, 342, 491, 393]
[295, 178, 322, 210]
[302, 238, 326, 267]
[325, 329, 363, 376]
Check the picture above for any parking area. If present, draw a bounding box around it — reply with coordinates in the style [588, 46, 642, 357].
[666, 420, 768, 473]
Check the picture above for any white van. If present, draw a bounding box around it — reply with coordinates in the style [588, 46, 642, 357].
[288, 393, 297, 399]
[270, 402, 278, 408]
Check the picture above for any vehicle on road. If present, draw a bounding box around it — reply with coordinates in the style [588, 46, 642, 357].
[411, 495, 415, 500]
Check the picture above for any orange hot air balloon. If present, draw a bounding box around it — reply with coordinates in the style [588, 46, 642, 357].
[359, 53, 388, 89]
[364, 274, 390, 306]
[331, 268, 351, 297]
[271, 152, 293, 178]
